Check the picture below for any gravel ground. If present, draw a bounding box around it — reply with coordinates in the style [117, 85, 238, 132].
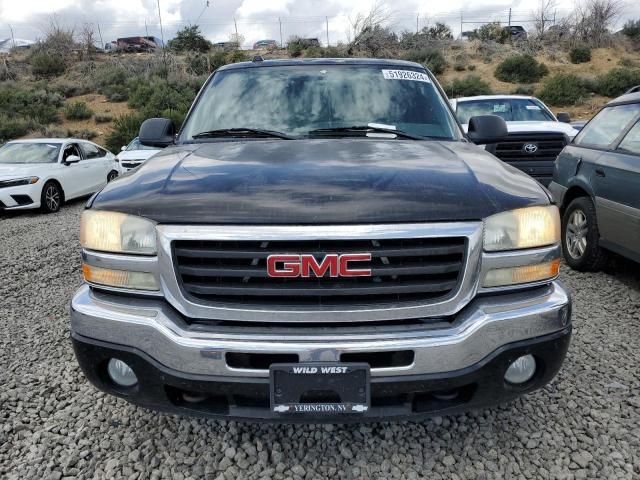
[1, 201, 639, 480]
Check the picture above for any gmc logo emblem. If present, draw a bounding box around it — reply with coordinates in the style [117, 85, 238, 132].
[267, 254, 372, 278]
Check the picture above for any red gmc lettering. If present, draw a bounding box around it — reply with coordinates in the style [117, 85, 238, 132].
[267, 254, 372, 278]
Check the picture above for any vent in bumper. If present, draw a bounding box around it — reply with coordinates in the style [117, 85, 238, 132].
[173, 238, 467, 308]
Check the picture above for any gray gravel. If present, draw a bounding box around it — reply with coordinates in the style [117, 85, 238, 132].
[1, 202, 640, 479]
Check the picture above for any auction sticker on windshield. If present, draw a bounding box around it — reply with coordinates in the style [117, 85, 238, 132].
[382, 70, 431, 83]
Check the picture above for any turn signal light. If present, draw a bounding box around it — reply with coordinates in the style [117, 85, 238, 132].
[483, 259, 560, 288]
[82, 263, 158, 291]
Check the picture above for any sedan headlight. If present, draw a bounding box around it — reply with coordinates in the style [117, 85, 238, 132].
[80, 210, 156, 255]
[0, 177, 39, 188]
[484, 206, 560, 252]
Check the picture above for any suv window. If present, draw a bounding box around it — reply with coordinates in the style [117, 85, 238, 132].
[81, 142, 107, 159]
[618, 120, 640, 155]
[574, 104, 640, 148]
[181, 65, 460, 140]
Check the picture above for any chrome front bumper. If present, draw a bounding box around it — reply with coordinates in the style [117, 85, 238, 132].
[70, 281, 571, 379]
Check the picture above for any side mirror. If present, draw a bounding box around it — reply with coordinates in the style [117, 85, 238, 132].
[121, 146, 127, 151]
[556, 112, 571, 123]
[139, 118, 176, 148]
[467, 115, 508, 145]
[64, 155, 81, 165]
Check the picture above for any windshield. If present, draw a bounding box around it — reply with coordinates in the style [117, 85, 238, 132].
[0, 143, 62, 164]
[181, 65, 460, 140]
[456, 99, 555, 124]
[127, 138, 157, 151]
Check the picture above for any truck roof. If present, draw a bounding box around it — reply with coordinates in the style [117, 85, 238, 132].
[217, 58, 425, 72]
[454, 95, 537, 102]
[607, 90, 640, 106]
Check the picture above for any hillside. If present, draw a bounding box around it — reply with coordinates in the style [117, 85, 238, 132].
[2, 40, 640, 150]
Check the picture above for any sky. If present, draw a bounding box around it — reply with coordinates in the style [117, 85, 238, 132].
[1, 0, 639, 48]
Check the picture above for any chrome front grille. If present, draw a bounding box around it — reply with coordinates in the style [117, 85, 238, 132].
[173, 237, 467, 307]
[156, 223, 483, 323]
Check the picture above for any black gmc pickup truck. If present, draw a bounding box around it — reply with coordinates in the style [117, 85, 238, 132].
[71, 58, 571, 422]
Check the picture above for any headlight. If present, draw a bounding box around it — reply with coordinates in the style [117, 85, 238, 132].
[484, 206, 560, 252]
[0, 177, 39, 188]
[80, 210, 156, 255]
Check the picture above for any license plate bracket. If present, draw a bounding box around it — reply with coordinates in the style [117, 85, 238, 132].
[270, 363, 370, 415]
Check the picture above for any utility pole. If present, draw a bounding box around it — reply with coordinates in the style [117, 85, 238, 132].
[279, 17, 283, 47]
[416, 14, 419, 34]
[460, 12, 463, 40]
[508, 8, 512, 27]
[96, 22, 104, 48]
[8, 24, 16, 49]
[156, 0, 165, 49]
[145, 19, 149, 38]
[326, 16, 329, 46]
[234, 17, 238, 41]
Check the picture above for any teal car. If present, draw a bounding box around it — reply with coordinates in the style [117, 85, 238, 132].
[549, 89, 640, 270]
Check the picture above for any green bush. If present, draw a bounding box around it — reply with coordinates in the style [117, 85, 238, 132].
[404, 49, 447, 75]
[495, 55, 549, 83]
[0, 115, 31, 143]
[0, 85, 62, 125]
[512, 85, 535, 95]
[94, 114, 113, 123]
[29, 52, 66, 77]
[64, 102, 94, 120]
[69, 128, 98, 140]
[570, 46, 592, 64]
[622, 20, 640, 40]
[94, 67, 131, 101]
[105, 113, 145, 152]
[168, 25, 211, 52]
[209, 50, 228, 70]
[595, 68, 640, 97]
[226, 49, 248, 64]
[453, 63, 466, 72]
[443, 75, 492, 97]
[538, 74, 587, 106]
[467, 64, 477, 71]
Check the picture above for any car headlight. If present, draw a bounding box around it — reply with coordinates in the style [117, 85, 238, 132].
[80, 210, 156, 255]
[0, 177, 39, 188]
[484, 206, 560, 252]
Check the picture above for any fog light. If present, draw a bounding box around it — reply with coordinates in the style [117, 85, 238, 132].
[107, 358, 138, 387]
[504, 354, 536, 384]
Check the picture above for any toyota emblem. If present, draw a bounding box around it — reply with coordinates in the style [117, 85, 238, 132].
[523, 143, 538, 153]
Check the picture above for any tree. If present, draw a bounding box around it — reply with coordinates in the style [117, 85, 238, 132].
[427, 22, 453, 40]
[572, 0, 623, 47]
[532, 0, 558, 37]
[168, 25, 211, 52]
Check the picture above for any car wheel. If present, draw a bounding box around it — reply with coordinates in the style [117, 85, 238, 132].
[561, 197, 606, 271]
[40, 181, 63, 214]
[107, 170, 119, 182]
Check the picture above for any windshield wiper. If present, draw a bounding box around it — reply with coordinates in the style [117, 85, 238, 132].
[307, 125, 425, 140]
[192, 128, 294, 140]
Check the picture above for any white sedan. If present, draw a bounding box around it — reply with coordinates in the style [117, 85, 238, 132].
[116, 137, 162, 172]
[0, 138, 119, 213]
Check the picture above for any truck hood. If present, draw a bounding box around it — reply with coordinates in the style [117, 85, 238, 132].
[461, 121, 579, 138]
[91, 139, 549, 224]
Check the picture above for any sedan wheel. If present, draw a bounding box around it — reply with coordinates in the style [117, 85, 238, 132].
[40, 182, 62, 213]
[565, 209, 587, 259]
[561, 197, 606, 271]
[107, 170, 119, 182]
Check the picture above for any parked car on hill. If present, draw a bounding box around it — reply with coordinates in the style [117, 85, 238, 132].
[0, 139, 118, 213]
[451, 95, 580, 186]
[116, 137, 162, 172]
[253, 39, 278, 50]
[549, 90, 640, 270]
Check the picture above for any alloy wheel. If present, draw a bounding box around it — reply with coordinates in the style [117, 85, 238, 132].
[45, 185, 60, 212]
[565, 209, 588, 259]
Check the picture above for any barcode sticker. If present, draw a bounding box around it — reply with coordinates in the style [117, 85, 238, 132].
[382, 70, 431, 83]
